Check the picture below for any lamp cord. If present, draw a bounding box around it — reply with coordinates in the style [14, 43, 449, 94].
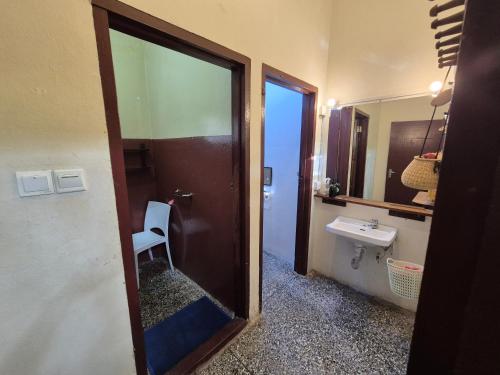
[435, 112, 449, 156]
[418, 66, 452, 157]
[419, 105, 438, 157]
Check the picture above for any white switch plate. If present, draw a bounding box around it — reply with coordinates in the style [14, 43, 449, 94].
[16, 170, 54, 197]
[53, 169, 87, 193]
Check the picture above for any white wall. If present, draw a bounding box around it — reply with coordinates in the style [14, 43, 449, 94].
[0, 2, 135, 374]
[263, 82, 303, 265]
[326, 0, 457, 104]
[1, 1, 333, 373]
[311, 201, 431, 311]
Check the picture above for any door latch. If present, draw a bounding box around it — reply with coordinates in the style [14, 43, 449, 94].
[173, 188, 193, 198]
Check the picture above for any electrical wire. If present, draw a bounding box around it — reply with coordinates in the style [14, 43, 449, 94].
[418, 66, 452, 157]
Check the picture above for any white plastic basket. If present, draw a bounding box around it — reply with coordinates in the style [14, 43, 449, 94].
[387, 258, 424, 300]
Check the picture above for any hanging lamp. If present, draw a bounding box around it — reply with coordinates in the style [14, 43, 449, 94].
[401, 67, 452, 192]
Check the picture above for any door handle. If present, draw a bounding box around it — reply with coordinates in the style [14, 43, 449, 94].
[387, 169, 397, 179]
[173, 189, 193, 198]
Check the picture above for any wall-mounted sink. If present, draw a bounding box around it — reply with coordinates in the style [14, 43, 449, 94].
[326, 216, 397, 247]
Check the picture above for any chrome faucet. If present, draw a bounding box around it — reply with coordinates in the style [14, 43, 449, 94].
[367, 219, 379, 229]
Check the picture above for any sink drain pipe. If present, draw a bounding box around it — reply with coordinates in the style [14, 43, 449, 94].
[351, 244, 366, 269]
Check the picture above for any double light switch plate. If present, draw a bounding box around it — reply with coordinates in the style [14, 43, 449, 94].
[16, 169, 87, 197]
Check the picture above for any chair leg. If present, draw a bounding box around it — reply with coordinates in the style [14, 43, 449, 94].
[148, 248, 153, 261]
[165, 240, 174, 271]
[135, 253, 139, 289]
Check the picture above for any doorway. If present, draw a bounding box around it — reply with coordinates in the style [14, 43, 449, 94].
[92, 1, 250, 374]
[259, 64, 317, 310]
[262, 82, 302, 265]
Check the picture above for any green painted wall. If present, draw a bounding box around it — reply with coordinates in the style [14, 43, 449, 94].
[110, 30, 231, 139]
[110, 30, 152, 139]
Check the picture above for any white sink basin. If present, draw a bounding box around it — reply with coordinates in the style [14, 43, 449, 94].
[326, 216, 397, 247]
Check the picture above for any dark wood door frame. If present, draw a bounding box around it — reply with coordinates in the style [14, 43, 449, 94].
[91, 1, 250, 373]
[259, 64, 317, 311]
[408, 0, 500, 373]
[349, 110, 369, 198]
[326, 106, 353, 195]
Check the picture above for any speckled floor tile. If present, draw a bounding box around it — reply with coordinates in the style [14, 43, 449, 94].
[261, 251, 298, 302]
[196, 348, 251, 375]
[138, 258, 233, 329]
[230, 289, 353, 375]
[202, 252, 415, 375]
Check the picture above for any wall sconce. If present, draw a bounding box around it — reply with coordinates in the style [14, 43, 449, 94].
[327, 98, 337, 109]
[429, 81, 443, 97]
[319, 98, 338, 117]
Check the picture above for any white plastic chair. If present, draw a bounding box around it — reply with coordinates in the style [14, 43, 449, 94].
[132, 201, 174, 288]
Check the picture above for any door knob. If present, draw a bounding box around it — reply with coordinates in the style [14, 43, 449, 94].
[387, 169, 397, 179]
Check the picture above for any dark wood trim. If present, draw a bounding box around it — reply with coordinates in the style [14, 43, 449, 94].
[321, 197, 347, 207]
[92, 0, 250, 68]
[230, 61, 251, 320]
[92, 7, 147, 375]
[259, 64, 317, 311]
[167, 318, 247, 375]
[261, 64, 318, 94]
[408, 1, 500, 373]
[326, 107, 354, 195]
[314, 194, 433, 217]
[92, 1, 251, 373]
[349, 110, 369, 198]
[295, 91, 317, 275]
[388, 210, 426, 222]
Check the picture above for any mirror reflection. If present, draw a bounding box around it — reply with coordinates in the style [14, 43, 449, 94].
[326, 96, 450, 207]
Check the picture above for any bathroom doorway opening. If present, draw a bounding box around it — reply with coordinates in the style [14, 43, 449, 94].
[259, 65, 317, 311]
[262, 82, 302, 266]
[92, 1, 250, 374]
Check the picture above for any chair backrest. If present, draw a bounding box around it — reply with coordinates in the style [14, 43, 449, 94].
[144, 201, 171, 236]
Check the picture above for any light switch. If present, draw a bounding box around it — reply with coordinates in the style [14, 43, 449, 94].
[53, 169, 87, 193]
[16, 170, 54, 197]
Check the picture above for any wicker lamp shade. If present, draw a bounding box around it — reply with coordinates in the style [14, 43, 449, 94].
[401, 67, 452, 193]
[401, 156, 439, 190]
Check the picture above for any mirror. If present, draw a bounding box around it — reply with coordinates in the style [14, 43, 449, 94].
[325, 96, 450, 207]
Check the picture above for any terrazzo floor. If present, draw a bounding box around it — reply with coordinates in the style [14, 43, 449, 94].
[138, 259, 233, 329]
[197, 252, 415, 375]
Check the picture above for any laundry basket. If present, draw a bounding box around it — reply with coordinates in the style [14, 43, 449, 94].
[387, 258, 424, 299]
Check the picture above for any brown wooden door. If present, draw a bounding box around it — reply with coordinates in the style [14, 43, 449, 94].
[349, 111, 369, 198]
[384, 119, 445, 205]
[153, 136, 236, 311]
[109, 27, 242, 313]
[326, 107, 353, 195]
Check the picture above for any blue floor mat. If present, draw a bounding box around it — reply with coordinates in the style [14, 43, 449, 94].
[144, 296, 232, 375]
